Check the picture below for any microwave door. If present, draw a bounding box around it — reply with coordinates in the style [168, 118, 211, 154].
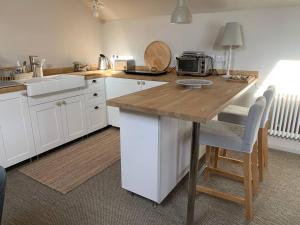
[178, 58, 198, 72]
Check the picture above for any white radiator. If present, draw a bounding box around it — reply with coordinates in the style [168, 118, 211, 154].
[269, 93, 300, 140]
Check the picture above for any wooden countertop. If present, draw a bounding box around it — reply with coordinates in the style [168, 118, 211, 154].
[70, 70, 181, 82]
[0, 70, 257, 98]
[106, 75, 257, 123]
[0, 85, 26, 94]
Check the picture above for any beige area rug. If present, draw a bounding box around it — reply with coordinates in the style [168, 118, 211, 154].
[19, 128, 120, 194]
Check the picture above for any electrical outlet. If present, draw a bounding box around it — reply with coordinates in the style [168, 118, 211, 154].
[214, 55, 226, 69]
[172, 53, 179, 67]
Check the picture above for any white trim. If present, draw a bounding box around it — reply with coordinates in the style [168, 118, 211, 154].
[269, 136, 300, 154]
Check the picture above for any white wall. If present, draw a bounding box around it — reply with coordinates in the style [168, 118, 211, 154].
[101, 6, 300, 99]
[101, 6, 300, 152]
[0, 0, 101, 68]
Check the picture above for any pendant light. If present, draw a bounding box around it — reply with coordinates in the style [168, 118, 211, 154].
[171, 0, 192, 24]
[92, 0, 104, 18]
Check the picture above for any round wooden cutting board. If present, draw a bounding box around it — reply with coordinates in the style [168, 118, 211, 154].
[144, 41, 171, 71]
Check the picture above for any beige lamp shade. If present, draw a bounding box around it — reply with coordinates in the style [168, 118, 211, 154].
[171, 0, 192, 24]
[220, 22, 243, 47]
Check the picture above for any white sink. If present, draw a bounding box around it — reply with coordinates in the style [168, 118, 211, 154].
[18, 74, 86, 96]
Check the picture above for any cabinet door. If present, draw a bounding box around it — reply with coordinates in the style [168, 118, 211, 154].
[105, 78, 141, 127]
[177, 120, 192, 180]
[0, 95, 36, 168]
[142, 80, 167, 90]
[61, 95, 87, 142]
[107, 106, 120, 127]
[30, 101, 64, 155]
[87, 104, 107, 133]
[105, 78, 142, 99]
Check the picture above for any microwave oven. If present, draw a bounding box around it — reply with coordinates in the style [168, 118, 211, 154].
[176, 51, 213, 76]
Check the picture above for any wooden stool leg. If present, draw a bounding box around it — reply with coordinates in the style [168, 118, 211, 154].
[213, 147, 220, 168]
[222, 149, 227, 157]
[205, 146, 212, 180]
[243, 153, 253, 220]
[263, 123, 269, 168]
[258, 128, 264, 182]
[251, 143, 259, 195]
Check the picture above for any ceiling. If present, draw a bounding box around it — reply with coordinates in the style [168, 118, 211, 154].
[82, 0, 300, 21]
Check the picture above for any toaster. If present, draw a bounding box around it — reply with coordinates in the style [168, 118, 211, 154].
[113, 59, 136, 71]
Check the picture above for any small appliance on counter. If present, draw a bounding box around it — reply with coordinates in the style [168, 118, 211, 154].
[98, 54, 109, 70]
[176, 51, 213, 76]
[73, 61, 88, 72]
[113, 59, 135, 71]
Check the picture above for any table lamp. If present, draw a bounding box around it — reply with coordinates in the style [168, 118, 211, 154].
[220, 22, 243, 78]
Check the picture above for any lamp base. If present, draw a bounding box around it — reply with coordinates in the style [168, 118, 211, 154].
[222, 74, 232, 79]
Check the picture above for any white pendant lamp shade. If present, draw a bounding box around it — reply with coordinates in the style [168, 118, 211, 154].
[220, 22, 243, 47]
[171, 0, 192, 24]
[93, 8, 100, 18]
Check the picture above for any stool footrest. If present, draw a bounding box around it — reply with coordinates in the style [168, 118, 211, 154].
[218, 155, 244, 165]
[196, 185, 245, 205]
[207, 167, 244, 183]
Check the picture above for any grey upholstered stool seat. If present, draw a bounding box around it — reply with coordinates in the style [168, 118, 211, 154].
[217, 86, 276, 181]
[218, 86, 276, 129]
[197, 97, 266, 220]
[200, 121, 246, 153]
[218, 105, 248, 125]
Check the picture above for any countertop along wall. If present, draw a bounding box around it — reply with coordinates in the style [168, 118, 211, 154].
[0, 0, 101, 68]
[100, 6, 300, 105]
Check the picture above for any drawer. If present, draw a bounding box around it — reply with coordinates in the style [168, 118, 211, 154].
[85, 90, 105, 99]
[86, 78, 105, 92]
[86, 95, 106, 107]
[86, 104, 107, 133]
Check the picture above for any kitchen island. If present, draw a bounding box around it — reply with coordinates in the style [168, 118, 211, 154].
[106, 73, 257, 225]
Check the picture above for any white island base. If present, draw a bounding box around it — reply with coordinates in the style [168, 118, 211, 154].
[120, 109, 193, 204]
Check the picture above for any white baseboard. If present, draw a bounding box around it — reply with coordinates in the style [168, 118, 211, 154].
[269, 136, 300, 154]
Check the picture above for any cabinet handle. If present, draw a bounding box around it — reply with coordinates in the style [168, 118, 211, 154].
[93, 93, 98, 97]
[94, 106, 99, 110]
[92, 80, 97, 83]
[137, 81, 141, 85]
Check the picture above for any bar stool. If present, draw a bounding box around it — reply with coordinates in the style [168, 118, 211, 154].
[218, 86, 276, 181]
[197, 97, 266, 220]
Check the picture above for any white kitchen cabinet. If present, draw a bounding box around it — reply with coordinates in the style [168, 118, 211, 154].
[0, 92, 36, 168]
[30, 100, 65, 155]
[61, 95, 87, 142]
[142, 80, 167, 90]
[105, 78, 167, 127]
[29, 78, 107, 155]
[86, 103, 107, 133]
[30, 95, 88, 154]
[85, 78, 107, 133]
[106, 78, 141, 127]
[120, 109, 192, 203]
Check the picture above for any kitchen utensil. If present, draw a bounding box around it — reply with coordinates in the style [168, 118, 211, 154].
[144, 41, 171, 71]
[98, 54, 109, 70]
[176, 79, 213, 88]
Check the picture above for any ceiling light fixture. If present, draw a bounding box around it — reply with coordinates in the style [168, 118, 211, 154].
[171, 0, 192, 24]
[92, 0, 104, 18]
